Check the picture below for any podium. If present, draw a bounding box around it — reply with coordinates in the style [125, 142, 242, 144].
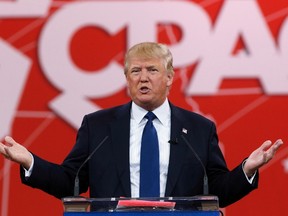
[62, 196, 220, 216]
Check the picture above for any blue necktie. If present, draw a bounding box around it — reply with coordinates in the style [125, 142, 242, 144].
[140, 111, 160, 197]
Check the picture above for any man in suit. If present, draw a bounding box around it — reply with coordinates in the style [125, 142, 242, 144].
[0, 42, 283, 208]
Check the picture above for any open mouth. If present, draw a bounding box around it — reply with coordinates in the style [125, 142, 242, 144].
[139, 86, 150, 94]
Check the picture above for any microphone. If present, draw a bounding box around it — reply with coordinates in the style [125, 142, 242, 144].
[74, 135, 109, 196]
[168, 138, 178, 144]
[180, 134, 209, 195]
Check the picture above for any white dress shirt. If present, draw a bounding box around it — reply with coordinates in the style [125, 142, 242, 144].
[129, 99, 171, 197]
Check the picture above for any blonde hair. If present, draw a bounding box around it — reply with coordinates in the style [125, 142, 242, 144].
[124, 42, 174, 75]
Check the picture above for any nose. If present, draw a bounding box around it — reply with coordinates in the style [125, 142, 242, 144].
[140, 70, 149, 82]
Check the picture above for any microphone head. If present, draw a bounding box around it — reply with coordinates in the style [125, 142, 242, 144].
[168, 138, 178, 144]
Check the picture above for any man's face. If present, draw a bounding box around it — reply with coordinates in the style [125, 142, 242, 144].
[126, 57, 173, 111]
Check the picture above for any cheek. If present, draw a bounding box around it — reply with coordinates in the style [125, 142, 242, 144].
[126, 78, 137, 90]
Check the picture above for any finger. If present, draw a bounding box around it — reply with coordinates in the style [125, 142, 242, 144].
[0, 140, 9, 153]
[0, 145, 10, 159]
[263, 139, 283, 161]
[3, 148, 11, 160]
[268, 139, 284, 155]
[259, 140, 272, 151]
[263, 153, 269, 163]
[4, 136, 16, 146]
[273, 139, 283, 149]
[1, 137, 19, 160]
[4, 147, 14, 160]
[0, 142, 6, 155]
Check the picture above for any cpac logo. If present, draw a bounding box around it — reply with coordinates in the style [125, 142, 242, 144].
[1, 0, 288, 137]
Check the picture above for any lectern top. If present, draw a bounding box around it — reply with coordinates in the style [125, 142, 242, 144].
[62, 196, 219, 213]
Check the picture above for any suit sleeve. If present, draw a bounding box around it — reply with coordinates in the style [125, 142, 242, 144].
[20, 115, 91, 199]
[207, 122, 259, 207]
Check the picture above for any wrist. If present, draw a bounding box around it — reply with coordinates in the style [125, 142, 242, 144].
[243, 160, 256, 177]
[22, 152, 33, 170]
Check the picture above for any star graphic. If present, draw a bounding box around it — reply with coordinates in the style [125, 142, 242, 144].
[282, 158, 288, 173]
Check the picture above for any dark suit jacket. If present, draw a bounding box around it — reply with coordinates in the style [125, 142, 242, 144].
[21, 101, 258, 207]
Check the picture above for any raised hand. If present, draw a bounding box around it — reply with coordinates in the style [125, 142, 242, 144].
[0, 136, 32, 170]
[243, 139, 284, 177]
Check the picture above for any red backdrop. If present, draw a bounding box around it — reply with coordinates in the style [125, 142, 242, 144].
[1, 0, 288, 215]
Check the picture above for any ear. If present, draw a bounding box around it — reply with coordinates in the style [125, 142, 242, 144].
[126, 75, 130, 87]
[166, 73, 174, 87]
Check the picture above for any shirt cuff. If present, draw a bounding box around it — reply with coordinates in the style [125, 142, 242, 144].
[23, 152, 34, 178]
[242, 160, 257, 184]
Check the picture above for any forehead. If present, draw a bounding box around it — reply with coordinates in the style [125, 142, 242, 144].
[128, 57, 164, 68]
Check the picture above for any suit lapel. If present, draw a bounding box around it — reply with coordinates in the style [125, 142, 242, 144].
[165, 104, 188, 196]
[110, 102, 132, 197]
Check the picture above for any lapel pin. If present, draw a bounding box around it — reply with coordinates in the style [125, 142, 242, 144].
[182, 128, 187, 134]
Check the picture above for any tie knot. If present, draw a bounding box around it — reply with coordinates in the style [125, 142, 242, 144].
[145, 111, 157, 121]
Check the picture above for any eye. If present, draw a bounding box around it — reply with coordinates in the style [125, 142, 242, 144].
[130, 68, 140, 73]
[148, 68, 158, 73]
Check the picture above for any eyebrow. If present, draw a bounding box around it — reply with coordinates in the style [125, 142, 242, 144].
[130, 65, 157, 70]
[130, 66, 141, 71]
[146, 65, 157, 69]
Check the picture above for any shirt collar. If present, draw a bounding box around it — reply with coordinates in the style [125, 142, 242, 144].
[131, 98, 171, 126]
